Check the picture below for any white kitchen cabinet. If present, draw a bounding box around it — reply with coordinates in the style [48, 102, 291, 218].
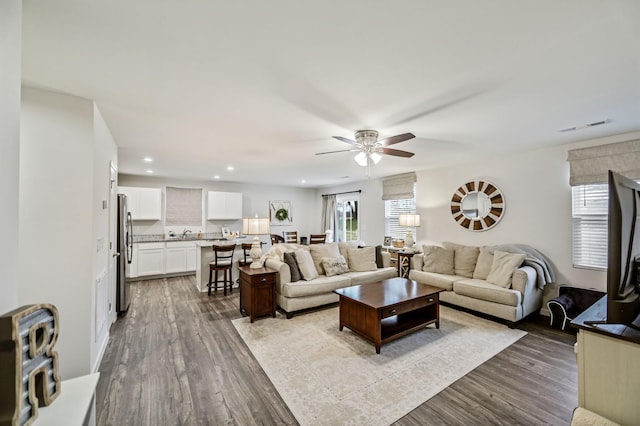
[165, 241, 198, 273]
[118, 186, 162, 221]
[207, 191, 242, 220]
[136, 242, 165, 276]
[187, 247, 197, 271]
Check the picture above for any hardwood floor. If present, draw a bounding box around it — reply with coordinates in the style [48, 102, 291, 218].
[97, 276, 577, 425]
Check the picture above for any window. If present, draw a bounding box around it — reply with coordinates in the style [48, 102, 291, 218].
[572, 183, 608, 269]
[335, 194, 359, 242]
[385, 184, 416, 240]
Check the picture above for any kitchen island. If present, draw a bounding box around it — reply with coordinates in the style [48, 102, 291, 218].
[194, 239, 250, 292]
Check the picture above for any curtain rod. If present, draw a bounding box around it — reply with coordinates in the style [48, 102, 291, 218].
[322, 189, 361, 197]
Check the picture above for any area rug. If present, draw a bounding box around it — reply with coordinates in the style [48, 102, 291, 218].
[232, 306, 526, 426]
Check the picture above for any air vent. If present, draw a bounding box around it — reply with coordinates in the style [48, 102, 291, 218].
[559, 119, 609, 133]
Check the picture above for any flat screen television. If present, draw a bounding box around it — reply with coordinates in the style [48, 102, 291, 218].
[606, 170, 640, 327]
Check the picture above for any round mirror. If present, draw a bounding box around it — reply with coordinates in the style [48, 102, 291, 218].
[451, 180, 504, 231]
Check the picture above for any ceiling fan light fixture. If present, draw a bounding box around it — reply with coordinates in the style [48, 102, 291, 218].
[354, 151, 368, 167]
[370, 152, 382, 164]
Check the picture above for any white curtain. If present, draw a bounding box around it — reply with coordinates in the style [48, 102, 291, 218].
[321, 195, 336, 242]
[567, 139, 640, 185]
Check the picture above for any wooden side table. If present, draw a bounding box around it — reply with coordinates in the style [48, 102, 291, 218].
[397, 250, 417, 278]
[239, 266, 277, 323]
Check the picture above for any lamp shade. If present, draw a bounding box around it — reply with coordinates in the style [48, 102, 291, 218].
[398, 213, 421, 227]
[242, 217, 270, 235]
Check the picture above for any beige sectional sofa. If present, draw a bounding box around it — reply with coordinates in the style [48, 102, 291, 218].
[408, 242, 553, 325]
[264, 242, 397, 318]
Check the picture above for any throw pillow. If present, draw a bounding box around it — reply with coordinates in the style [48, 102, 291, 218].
[321, 256, 349, 277]
[283, 251, 302, 282]
[375, 245, 384, 268]
[346, 247, 377, 272]
[473, 246, 494, 279]
[309, 243, 341, 275]
[443, 241, 480, 278]
[293, 249, 318, 281]
[486, 250, 526, 288]
[422, 245, 455, 275]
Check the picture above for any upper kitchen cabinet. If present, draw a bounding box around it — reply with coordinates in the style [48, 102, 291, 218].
[207, 191, 242, 220]
[118, 186, 162, 221]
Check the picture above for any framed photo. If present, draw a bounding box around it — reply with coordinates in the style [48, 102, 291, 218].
[270, 200, 293, 226]
[384, 236, 392, 246]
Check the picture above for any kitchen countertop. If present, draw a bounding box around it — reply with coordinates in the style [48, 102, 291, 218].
[132, 234, 250, 245]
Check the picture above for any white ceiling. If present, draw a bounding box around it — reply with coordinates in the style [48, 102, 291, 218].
[21, 1, 640, 188]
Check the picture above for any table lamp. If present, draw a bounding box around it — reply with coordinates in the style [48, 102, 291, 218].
[242, 216, 270, 268]
[398, 213, 420, 252]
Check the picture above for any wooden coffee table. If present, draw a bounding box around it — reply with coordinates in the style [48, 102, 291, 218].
[333, 277, 444, 354]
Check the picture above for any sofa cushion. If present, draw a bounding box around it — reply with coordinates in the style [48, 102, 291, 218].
[473, 246, 494, 279]
[294, 249, 318, 281]
[322, 256, 349, 277]
[338, 242, 359, 265]
[343, 267, 397, 286]
[309, 243, 341, 275]
[280, 275, 352, 298]
[486, 250, 526, 288]
[443, 241, 479, 278]
[408, 269, 461, 291]
[453, 279, 522, 307]
[422, 245, 455, 275]
[283, 252, 302, 282]
[347, 247, 377, 272]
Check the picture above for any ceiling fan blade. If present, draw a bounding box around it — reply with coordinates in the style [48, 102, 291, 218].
[332, 136, 358, 146]
[315, 149, 358, 155]
[378, 132, 416, 146]
[380, 147, 415, 158]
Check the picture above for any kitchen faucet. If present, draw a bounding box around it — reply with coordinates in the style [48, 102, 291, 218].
[182, 228, 192, 238]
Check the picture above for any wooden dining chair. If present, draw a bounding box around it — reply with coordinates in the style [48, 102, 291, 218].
[309, 234, 326, 244]
[208, 244, 236, 296]
[270, 234, 284, 245]
[283, 231, 298, 244]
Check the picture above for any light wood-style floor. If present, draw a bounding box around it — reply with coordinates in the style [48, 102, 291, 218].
[96, 276, 577, 425]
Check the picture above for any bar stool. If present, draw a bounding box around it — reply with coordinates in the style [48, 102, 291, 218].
[208, 244, 236, 296]
[270, 234, 284, 245]
[309, 234, 326, 244]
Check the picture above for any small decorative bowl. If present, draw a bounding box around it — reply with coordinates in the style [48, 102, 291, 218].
[392, 240, 405, 248]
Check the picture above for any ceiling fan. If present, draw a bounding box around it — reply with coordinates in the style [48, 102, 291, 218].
[316, 130, 416, 167]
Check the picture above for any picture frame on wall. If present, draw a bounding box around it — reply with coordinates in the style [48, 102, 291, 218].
[270, 200, 293, 226]
[384, 236, 392, 246]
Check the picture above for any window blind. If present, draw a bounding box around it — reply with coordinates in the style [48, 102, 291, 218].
[385, 184, 416, 240]
[567, 139, 640, 186]
[382, 172, 417, 200]
[165, 187, 203, 226]
[571, 183, 608, 269]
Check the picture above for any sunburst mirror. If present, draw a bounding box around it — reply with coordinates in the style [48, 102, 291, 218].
[451, 180, 505, 231]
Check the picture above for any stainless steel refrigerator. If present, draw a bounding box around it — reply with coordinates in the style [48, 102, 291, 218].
[116, 194, 133, 314]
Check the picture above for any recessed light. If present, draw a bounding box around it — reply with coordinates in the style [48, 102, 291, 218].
[146, 170, 153, 174]
[301, 179, 306, 184]
[214, 175, 220, 179]
[143, 157, 153, 162]
[227, 166, 234, 171]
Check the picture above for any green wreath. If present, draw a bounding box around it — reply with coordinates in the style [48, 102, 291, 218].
[275, 208, 289, 221]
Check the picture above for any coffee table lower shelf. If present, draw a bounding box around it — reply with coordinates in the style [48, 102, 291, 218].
[338, 299, 440, 354]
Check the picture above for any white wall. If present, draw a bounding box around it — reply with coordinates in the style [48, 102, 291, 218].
[20, 87, 95, 379]
[0, 0, 21, 315]
[118, 174, 318, 243]
[91, 104, 118, 371]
